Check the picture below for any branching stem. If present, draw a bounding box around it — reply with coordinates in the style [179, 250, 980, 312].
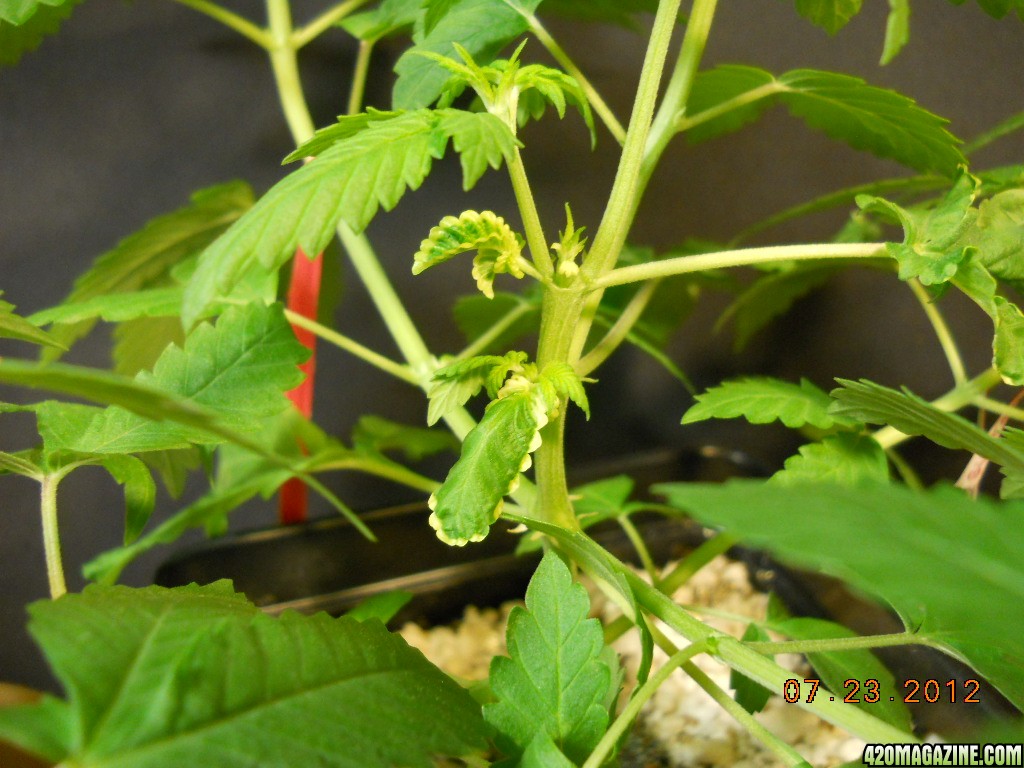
[292, 0, 372, 49]
[592, 242, 888, 290]
[347, 40, 375, 115]
[577, 280, 657, 376]
[173, 0, 272, 48]
[747, 631, 931, 656]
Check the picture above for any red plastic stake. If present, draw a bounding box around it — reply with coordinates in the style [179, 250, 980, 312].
[279, 247, 323, 525]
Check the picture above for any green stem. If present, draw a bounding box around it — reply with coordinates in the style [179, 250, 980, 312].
[963, 109, 1024, 155]
[526, 15, 626, 145]
[908, 278, 967, 386]
[592, 242, 888, 290]
[640, 0, 719, 189]
[173, 0, 272, 48]
[577, 280, 657, 376]
[455, 303, 535, 361]
[675, 81, 780, 134]
[508, 149, 554, 278]
[347, 40, 375, 115]
[283, 309, 418, 385]
[291, 0, 372, 49]
[871, 367, 1003, 450]
[582, 638, 712, 768]
[40, 473, 67, 599]
[747, 631, 929, 656]
[974, 395, 1024, 424]
[582, 0, 686, 281]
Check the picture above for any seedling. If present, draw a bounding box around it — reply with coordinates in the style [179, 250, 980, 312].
[1, 0, 1023, 764]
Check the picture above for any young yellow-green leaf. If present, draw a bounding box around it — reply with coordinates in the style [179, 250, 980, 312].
[35, 303, 308, 454]
[0, 0, 81, 66]
[393, 0, 542, 109]
[770, 433, 889, 486]
[654, 481, 1024, 710]
[538, 361, 589, 419]
[43, 181, 253, 355]
[787, 0, 863, 34]
[683, 377, 856, 430]
[765, 614, 913, 732]
[428, 390, 544, 545]
[965, 189, 1024, 283]
[830, 378, 1024, 471]
[413, 210, 525, 298]
[183, 111, 514, 325]
[0, 583, 490, 767]
[0, 293, 66, 349]
[485, 551, 617, 766]
[344, 590, 414, 624]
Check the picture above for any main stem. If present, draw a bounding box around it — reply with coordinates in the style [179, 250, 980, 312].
[41, 474, 67, 599]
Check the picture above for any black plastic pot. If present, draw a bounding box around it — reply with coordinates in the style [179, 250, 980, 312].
[154, 446, 1016, 736]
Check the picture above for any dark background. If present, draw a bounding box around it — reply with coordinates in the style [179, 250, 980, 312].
[1, 1, 1021, 691]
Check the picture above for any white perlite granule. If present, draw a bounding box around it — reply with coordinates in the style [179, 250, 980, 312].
[398, 555, 867, 767]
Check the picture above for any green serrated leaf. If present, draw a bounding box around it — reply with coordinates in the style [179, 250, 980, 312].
[183, 111, 511, 325]
[766, 615, 913, 732]
[571, 475, 635, 523]
[771, 433, 889, 486]
[339, 0, 422, 41]
[683, 377, 855, 430]
[0, 0, 81, 66]
[35, 303, 307, 454]
[654, 480, 1024, 710]
[684, 65, 778, 144]
[0, 693, 72, 762]
[730, 623, 773, 714]
[830, 378, 1024, 470]
[966, 189, 1024, 282]
[778, 69, 965, 176]
[485, 551, 616, 765]
[994, 296, 1024, 385]
[946, 0, 1024, 20]
[429, 390, 544, 545]
[43, 181, 253, 356]
[283, 109, 406, 162]
[0, 293, 66, 349]
[112, 315, 187, 377]
[393, 0, 542, 109]
[29, 287, 185, 327]
[99, 454, 157, 544]
[0, 583, 490, 766]
[437, 109, 520, 189]
[858, 168, 980, 285]
[789, 0, 863, 34]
